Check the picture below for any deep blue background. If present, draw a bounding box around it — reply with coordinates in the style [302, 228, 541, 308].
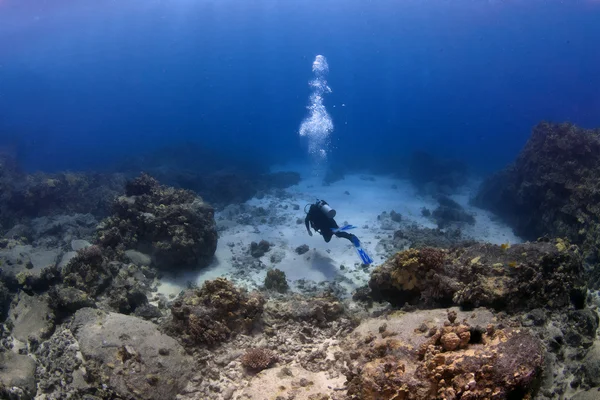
[1, 0, 599, 174]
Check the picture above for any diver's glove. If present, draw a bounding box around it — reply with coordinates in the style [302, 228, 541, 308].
[307, 229, 313, 236]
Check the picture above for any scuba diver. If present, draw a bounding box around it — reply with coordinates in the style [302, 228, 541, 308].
[304, 199, 373, 264]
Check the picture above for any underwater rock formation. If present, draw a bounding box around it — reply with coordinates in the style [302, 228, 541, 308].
[368, 238, 587, 311]
[432, 196, 475, 229]
[165, 277, 265, 347]
[249, 239, 271, 258]
[408, 151, 468, 195]
[118, 145, 301, 206]
[392, 224, 474, 250]
[474, 122, 600, 268]
[65, 308, 193, 400]
[343, 310, 545, 400]
[51, 245, 154, 316]
[96, 173, 218, 270]
[0, 351, 37, 399]
[263, 268, 289, 293]
[0, 168, 124, 228]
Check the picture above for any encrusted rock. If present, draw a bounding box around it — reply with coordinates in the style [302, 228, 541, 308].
[344, 314, 544, 400]
[0, 351, 37, 399]
[165, 278, 265, 347]
[71, 308, 193, 400]
[473, 122, 600, 287]
[264, 268, 289, 293]
[250, 240, 271, 258]
[369, 240, 587, 312]
[96, 173, 218, 270]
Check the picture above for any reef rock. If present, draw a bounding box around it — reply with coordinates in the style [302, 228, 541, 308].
[408, 151, 468, 195]
[96, 173, 218, 270]
[431, 196, 475, 229]
[165, 277, 265, 347]
[473, 122, 600, 283]
[343, 308, 544, 400]
[369, 239, 587, 311]
[70, 308, 193, 400]
[9, 291, 55, 349]
[0, 240, 61, 292]
[1, 171, 124, 227]
[0, 351, 37, 399]
[56, 245, 153, 316]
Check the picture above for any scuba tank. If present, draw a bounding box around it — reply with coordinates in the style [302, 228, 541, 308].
[316, 199, 336, 219]
[304, 199, 336, 219]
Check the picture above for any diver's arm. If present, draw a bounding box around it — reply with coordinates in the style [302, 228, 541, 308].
[305, 215, 313, 236]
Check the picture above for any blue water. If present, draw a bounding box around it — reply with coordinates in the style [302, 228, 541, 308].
[1, 0, 599, 174]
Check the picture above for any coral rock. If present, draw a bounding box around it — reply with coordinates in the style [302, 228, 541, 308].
[165, 278, 265, 347]
[96, 173, 218, 270]
[440, 332, 461, 351]
[241, 348, 278, 371]
[369, 240, 587, 312]
[473, 122, 600, 287]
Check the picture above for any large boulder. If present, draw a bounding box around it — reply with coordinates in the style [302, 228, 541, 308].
[0, 352, 37, 399]
[9, 292, 55, 348]
[69, 308, 194, 400]
[368, 239, 587, 311]
[474, 122, 600, 266]
[343, 308, 545, 400]
[96, 173, 218, 270]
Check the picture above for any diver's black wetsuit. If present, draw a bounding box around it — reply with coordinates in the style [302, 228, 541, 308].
[305, 202, 357, 244]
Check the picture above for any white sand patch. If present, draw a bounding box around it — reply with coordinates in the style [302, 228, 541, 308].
[233, 363, 346, 400]
[155, 165, 521, 298]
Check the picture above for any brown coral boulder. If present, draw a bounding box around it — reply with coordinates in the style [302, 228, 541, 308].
[240, 348, 278, 371]
[96, 173, 218, 270]
[165, 278, 265, 347]
[344, 310, 544, 400]
[369, 239, 587, 312]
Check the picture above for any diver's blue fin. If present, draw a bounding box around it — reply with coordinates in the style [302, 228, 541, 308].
[331, 224, 357, 233]
[351, 237, 373, 264]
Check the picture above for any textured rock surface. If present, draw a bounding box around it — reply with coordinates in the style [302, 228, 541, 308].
[0, 169, 124, 227]
[165, 277, 265, 347]
[34, 328, 91, 399]
[71, 308, 193, 400]
[369, 239, 587, 311]
[9, 291, 55, 347]
[96, 173, 218, 270]
[473, 122, 600, 286]
[343, 309, 544, 400]
[0, 351, 37, 399]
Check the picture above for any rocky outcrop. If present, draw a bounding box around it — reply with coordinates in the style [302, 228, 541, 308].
[408, 151, 469, 195]
[165, 278, 265, 347]
[473, 122, 600, 273]
[0, 167, 124, 228]
[343, 309, 544, 400]
[368, 239, 587, 311]
[69, 308, 194, 400]
[96, 173, 218, 270]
